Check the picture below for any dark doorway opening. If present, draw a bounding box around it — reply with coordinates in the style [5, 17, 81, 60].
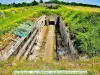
[49, 21, 55, 25]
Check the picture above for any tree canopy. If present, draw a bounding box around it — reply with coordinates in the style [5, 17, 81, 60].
[49, 0, 59, 3]
[40, 0, 43, 3]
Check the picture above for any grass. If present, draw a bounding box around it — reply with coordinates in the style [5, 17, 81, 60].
[0, 6, 47, 48]
[57, 6, 100, 57]
[0, 6, 46, 36]
[0, 5, 100, 75]
[0, 4, 100, 57]
[0, 57, 100, 75]
[64, 5, 100, 13]
[0, 5, 58, 47]
[0, 5, 58, 37]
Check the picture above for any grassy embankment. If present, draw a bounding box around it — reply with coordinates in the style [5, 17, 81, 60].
[0, 6, 47, 48]
[0, 6, 46, 36]
[58, 6, 100, 57]
[0, 57, 100, 75]
[0, 5, 100, 75]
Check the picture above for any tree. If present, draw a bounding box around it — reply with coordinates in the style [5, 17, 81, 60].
[0, 3, 1, 5]
[21, 2, 27, 6]
[31, 0, 38, 6]
[40, 0, 43, 3]
[12, 2, 16, 7]
[49, 0, 59, 3]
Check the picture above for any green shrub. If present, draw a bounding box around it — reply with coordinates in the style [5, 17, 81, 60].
[58, 7, 100, 57]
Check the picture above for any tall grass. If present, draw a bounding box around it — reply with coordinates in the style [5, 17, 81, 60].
[58, 6, 100, 57]
[0, 6, 46, 37]
[0, 5, 100, 75]
[0, 57, 100, 75]
[0, 5, 100, 57]
[0, 4, 100, 57]
[65, 6, 100, 13]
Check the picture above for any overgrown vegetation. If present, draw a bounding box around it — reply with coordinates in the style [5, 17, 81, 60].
[0, 4, 100, 57]
[0, 2, 100, 75]
[0, 6, 49, 50]
[57, 6, 100, 57]
[0, 57, 100, 75]
[65, 6, 100, 13]
[47, 0, 100, 8]
[58, 1, 100, 8]
[0, 6, 46, 36]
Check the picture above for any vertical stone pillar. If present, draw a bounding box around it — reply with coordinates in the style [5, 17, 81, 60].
[46, 16, 49, 25]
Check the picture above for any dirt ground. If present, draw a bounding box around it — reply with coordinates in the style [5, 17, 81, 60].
[44, 25, 55, 63]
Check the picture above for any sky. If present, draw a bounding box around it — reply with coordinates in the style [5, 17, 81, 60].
[0, 0, 100, 6]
